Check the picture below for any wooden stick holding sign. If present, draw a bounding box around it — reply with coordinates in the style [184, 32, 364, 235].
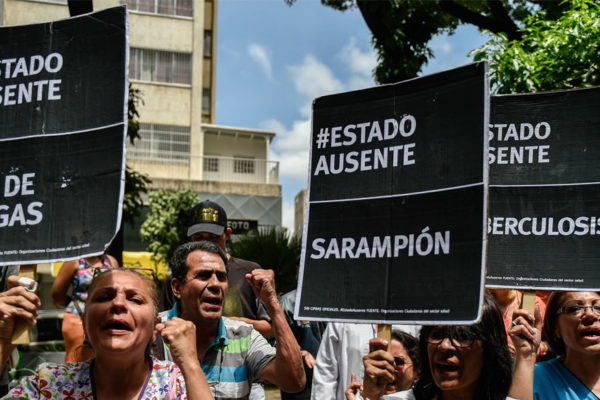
[377, 324, 392, 351]
[11, 265, 37, 344]
[520, 290, 536, 315]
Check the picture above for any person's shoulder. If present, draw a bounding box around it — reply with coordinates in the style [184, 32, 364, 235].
[535, 356, 567, 380]
[158, 309, 170, 320]
[381, 389, 415, 400]
[151, 357, 180, 372]
[222, 317, 271, 353]
[222, 316, 255, 334]
[279, 289, 297, 304]
[8, 360, 93, 398]
[535, 356, 561, 371]
[32, 360, 91, 380]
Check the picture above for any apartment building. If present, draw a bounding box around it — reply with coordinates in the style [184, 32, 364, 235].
[2, 0, 283, 247]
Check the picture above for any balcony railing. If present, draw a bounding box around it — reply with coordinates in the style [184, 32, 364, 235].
[127, 153, 279, 185]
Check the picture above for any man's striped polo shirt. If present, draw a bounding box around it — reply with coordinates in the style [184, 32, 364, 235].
[159, 306, 276, 400]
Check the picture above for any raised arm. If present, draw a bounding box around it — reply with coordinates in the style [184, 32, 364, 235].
[51, 260, 78, 308]
[508, 306, 543, 400]
[246, 269, 306, 393]
[156, 317, 214, 400]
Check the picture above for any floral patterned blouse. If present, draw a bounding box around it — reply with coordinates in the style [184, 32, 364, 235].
[4, 357, 187, 399]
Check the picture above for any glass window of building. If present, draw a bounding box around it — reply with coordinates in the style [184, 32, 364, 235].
[121, 0, 193, 17]
[204, 156, 219, 172]
[130, 48, 192, 85]
[203, 30, 212, 57]
[234, 157, 255, 174]
[202, 89, 211, 115]
[127, 124, 190, 161]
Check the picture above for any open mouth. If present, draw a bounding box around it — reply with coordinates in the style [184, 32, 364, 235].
[384, 382, 398, 394]
[435, 362, 459, 373]
[103, 321, 132, 331]
[203, 297, 222, 306]
[580, 329, 600, 338]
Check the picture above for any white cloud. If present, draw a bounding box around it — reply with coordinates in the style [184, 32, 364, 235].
[430, 35, 453, 55]
[262, 118, 311, 183]
[338, 37, 378, 89]
[248, 43, 273, 81]
[265, 39, 377, 229]
[288, 55, 344, 117]
[266, 39, 377, 183]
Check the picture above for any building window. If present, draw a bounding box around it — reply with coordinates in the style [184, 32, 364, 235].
[203, 31, 212, 57]
[204, 157, 219, 172]
[128, 124, 190, 161]
[121, 0, 193, 17]
[234, 157, 255, 174]
[202, 89, 211, 115]
[130, 48, 191, 85]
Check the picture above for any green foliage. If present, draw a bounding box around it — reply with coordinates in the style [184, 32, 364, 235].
[122, 166, 151, 226]
[289, 0, 569, 84]
[472, 0, 600, 94]
[140, 188, 198, 265]
[229, 229, 301, 295]
[123, 84, 151, 226]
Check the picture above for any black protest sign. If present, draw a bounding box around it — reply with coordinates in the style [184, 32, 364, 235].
[487, 87, 600, 290]
[0, 7, 127, 264]
[0, 7, 126, 135]
[296, 62, 489, 324]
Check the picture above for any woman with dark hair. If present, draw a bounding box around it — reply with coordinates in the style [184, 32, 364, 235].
[345, 330, 421, 400]
[510, 291, 600, 399]
[354, 295, 514, 400]
[5, 268, 214, 399]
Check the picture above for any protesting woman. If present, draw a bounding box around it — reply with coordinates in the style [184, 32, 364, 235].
[355, 295, 514, 400]
[52, 253, 118, 361]
[510, 291, 600, 400]
[6, 268, 213, 399]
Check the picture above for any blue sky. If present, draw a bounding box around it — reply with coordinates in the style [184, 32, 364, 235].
[215, 0, 489, 233]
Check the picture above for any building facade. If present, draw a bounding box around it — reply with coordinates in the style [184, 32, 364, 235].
[294, 188, 307, 239]
[1, 0, 282, 246]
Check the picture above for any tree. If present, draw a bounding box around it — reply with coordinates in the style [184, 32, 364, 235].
[229, 229, 301, 295]
[471, 0, 600, 94]
[139, 188, 198, 265]
[288, 0, 570, 84]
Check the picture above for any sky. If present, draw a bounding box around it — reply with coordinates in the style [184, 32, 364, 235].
[215, 0, 489, 233]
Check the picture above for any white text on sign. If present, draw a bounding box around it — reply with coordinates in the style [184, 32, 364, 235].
[313, 115, 417, 176]
[0, 173, 43, 227]
[488, 122, 551, 165]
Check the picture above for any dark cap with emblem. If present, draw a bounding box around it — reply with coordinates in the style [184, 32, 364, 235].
[187, 200, 228, 237]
